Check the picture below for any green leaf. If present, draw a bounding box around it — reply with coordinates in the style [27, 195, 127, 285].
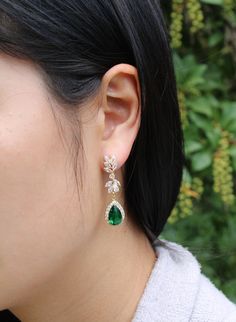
[191, 151, 212, 171]
[229, 146, 236, 171]
[185, 140, 203, 154]
[187, 97, 213, 117]
[200, 0, 223, 5]
[229, 146, 236, 158]
[226, 122, 236, 132]
[182, 167, 192, 183]
[174, 53, 207, 91]
[221, 102, 236, 129]
[204, 127, 221, 148]
[188, 112, 212, 132]
[208, 32, 223, 47]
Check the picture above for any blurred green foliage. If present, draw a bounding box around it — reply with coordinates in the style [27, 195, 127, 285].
[161, 0, 236, 302]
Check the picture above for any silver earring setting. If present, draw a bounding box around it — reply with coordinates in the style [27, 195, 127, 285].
[103, 154, 125, 225]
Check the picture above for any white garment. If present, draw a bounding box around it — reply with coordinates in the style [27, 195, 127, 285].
[131, 238, 236, 322]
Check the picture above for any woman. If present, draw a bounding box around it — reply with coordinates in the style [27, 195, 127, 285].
[0, 1, 235, 321]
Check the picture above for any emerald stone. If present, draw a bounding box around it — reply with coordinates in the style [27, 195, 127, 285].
[108, 204, 123, 225]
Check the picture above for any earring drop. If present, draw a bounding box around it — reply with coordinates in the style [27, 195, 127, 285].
[103, 154, 125, 225]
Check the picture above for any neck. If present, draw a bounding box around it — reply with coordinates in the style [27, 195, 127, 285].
[10, 215, 157, 322]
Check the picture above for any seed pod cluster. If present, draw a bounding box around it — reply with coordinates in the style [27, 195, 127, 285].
[186, 0, 204, 34]
[213, 130, 235, 206]
[178, 90, 188, 128]
[170, 0, 185, 48]
[223, 0, 235, 19]
[169, 177, 204, 224]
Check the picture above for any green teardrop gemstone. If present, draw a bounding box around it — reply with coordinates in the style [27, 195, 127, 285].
[108, 205, 123, 225]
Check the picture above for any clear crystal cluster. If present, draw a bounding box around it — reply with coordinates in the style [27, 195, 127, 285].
[104, 155, 121, 193]
[103, 155, 118, 173]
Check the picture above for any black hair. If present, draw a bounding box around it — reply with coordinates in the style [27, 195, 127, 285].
[0, 1, 184, 319]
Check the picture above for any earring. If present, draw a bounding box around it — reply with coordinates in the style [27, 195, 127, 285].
[103, 154, 125, 225]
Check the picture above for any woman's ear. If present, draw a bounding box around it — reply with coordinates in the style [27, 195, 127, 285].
[99, 63, 141, 170]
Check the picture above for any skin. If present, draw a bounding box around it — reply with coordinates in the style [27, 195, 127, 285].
[0, 52, 157, 322]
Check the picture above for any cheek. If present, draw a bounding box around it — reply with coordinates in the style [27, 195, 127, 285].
[0, 94, 81, 309]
